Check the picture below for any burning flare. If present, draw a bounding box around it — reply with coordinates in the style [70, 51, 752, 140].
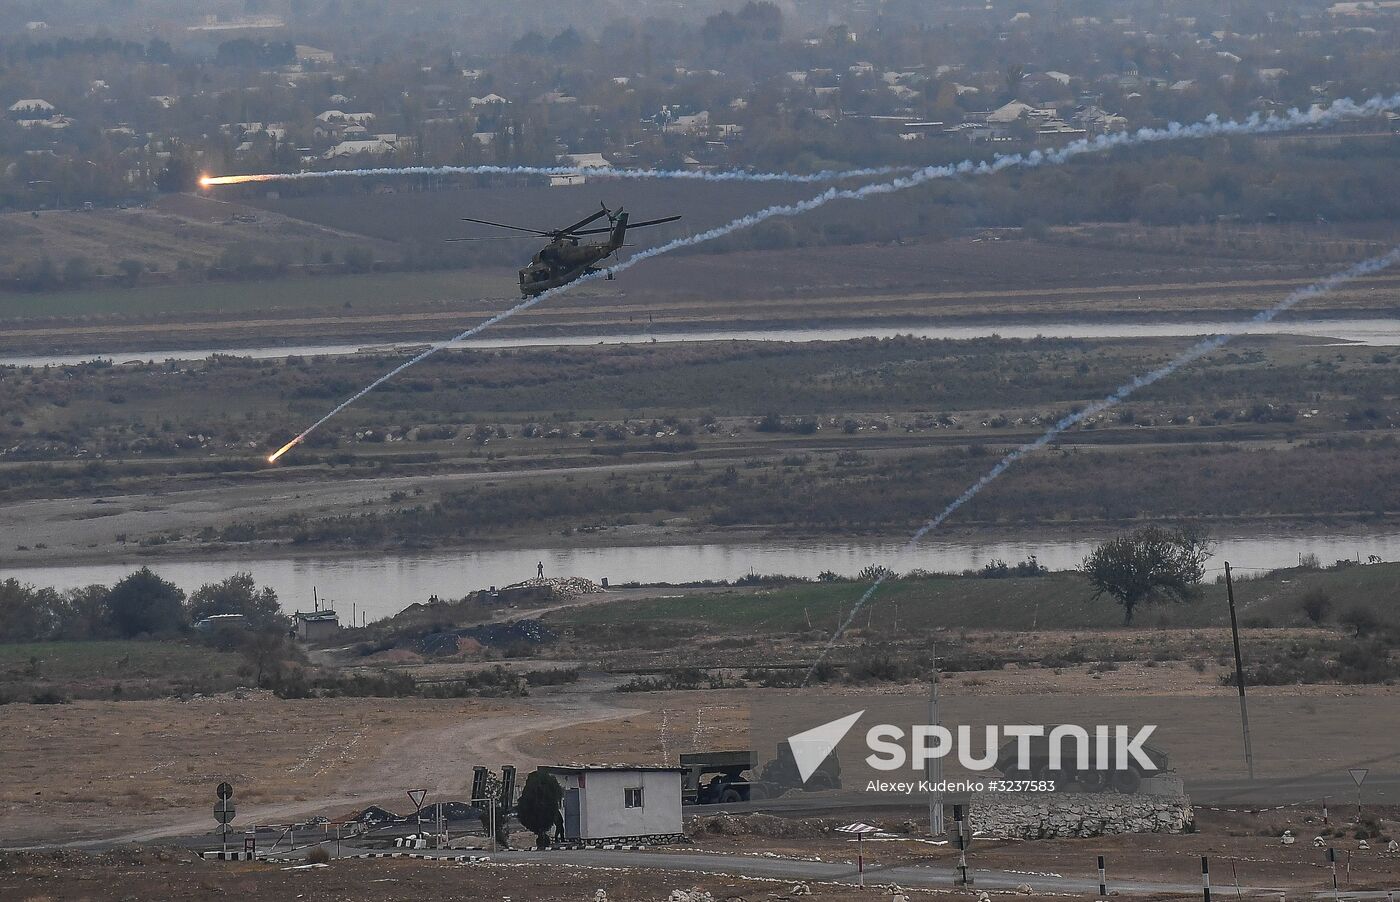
[267, 437, 302, 464]
[195, 163, 905, 188]
[201, 173, 282, 187]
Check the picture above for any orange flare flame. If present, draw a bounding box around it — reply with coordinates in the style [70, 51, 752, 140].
[267, 437, 301, 463]
[201, 173, 281, 187]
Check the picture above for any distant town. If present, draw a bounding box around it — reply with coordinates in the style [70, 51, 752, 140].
[4, 0, 1398, 214]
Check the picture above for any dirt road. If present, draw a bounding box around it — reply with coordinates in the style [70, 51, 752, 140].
[0, 686, 642, 849]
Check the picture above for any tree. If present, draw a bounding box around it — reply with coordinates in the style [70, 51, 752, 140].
[60, 585, 111, 640]
[515, 770, 565, 848]
[736, 1, 783, 40]
[188, 573, 284, 630]
[0, 579, 64, 642]
[239, 630, 297, 687]
[1299, 589, 1331, 624]
[1082, 526, 1211, 625]
[104, 567, 186, 637]
[342, 246, 374, 273]
[510, 32, 548, 55]
[117, 259, 145, 285]
[155, 156, 198, 193]
[548, 28, 584, 57]
[62, 256, 96, 287]
[1339, 605, 1379, 638]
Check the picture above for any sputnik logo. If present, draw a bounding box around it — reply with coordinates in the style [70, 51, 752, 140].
[786, 710, 865, 783]
[783, 712, 1161, 782]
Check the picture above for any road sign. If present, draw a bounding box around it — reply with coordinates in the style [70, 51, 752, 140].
[1349, 768, 1369, 787]
[835, 823, 878, 887]
[216, 781, 233, 800]
[214, 798, 236, 825]
[407, 789, 427, 810]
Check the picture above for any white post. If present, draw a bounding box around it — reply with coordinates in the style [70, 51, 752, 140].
[927, 643, 944, 837]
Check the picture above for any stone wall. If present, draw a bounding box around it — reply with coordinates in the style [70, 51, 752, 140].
[968, 790, 1193, 839]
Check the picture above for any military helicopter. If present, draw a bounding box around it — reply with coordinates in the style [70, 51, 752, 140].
[449, 204, 682, 297]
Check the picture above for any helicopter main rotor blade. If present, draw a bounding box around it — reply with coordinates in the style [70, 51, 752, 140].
[626, 215, 683, 229]
[459, 216, 556, 236]
[445, 235, 543, 241]
[557, 206, 611, 236]
[569, 214, 682, 236]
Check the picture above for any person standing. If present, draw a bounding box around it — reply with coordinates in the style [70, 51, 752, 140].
[537, 560, 545, 580]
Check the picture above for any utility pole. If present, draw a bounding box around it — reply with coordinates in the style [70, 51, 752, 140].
[927, 643, 945, 836]
[1224, 562, 1255, 780]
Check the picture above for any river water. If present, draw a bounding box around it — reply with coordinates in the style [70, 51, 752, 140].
[4, 318, 1400, 368]
[3, 531, 1394, 622]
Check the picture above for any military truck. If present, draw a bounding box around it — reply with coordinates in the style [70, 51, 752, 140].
[681, 744, 842, 805]
[992, 730, 1169, 793]
[681, 750, 757, 805]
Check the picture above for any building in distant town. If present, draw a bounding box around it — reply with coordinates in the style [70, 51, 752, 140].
[296, 45, 335, 65]
[558, 152, 611, 169]
[8, 99, 55, 117]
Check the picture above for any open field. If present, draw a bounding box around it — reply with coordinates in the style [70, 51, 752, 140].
[3, 665, 1398, 846]
[549, 563, 1400, 635]
[0, 267, 515, 322]
[3, 211, 1399, 355]
[0, 641, 245, 701]
[0, 194, 395, 297]
[0, 333, 1395, 565]
[0, 688, 637, 847]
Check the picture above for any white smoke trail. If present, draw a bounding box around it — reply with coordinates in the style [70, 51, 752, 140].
[802, 244, 1400, 684]
[208, 91, 1400, 190]
[269, 93, 1400, 460]
[203, 162, 907, 188]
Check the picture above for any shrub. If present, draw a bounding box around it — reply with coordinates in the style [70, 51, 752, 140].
[1299, 589, 1331, 624]
[306, 846, 331, 864]
[856, 564, 896, 583]
[847, 654, 912, 683]
[977, 556, 1049, 578]
[1339, 605, 1380, 638]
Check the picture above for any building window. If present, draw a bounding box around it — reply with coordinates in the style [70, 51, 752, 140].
[624, 787, 644, 808]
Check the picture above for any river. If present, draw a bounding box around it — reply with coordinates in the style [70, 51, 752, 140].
[3, 531, 1394, 623]
[4, 318, 1400, 368]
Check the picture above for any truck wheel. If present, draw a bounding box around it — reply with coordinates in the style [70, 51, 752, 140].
[719, 788, 742, 804]
[1078, 770, 1109, 793]
[1110, 769, 1142, 793]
